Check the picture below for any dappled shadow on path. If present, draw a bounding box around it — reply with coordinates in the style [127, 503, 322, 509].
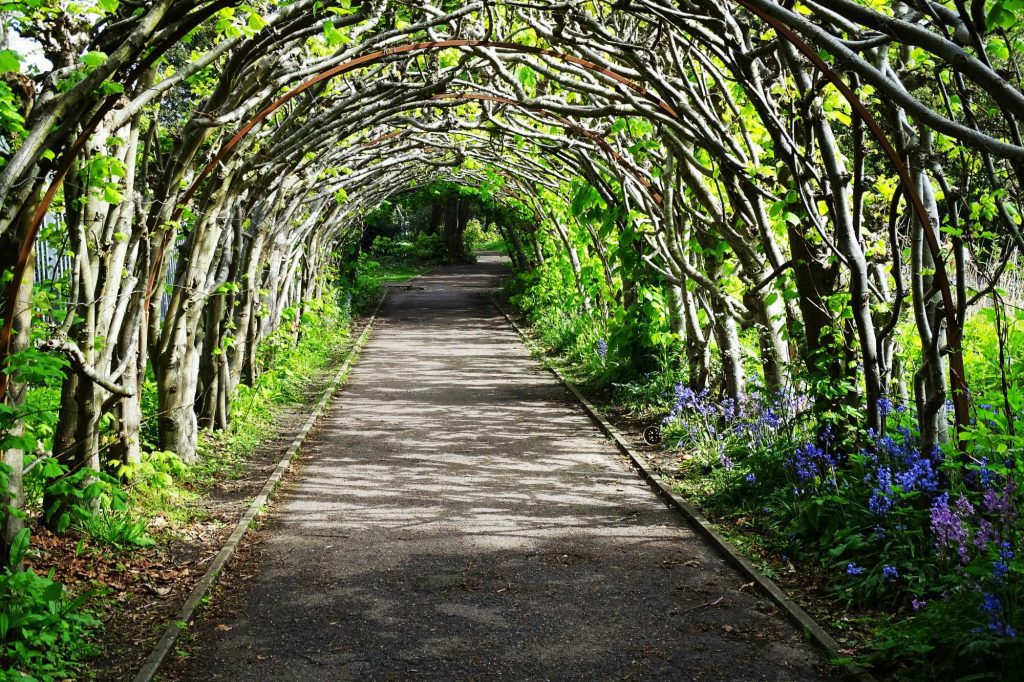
[173, 256, 832, 681]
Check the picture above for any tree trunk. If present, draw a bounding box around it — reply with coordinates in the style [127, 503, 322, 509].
[1, 196, 37, 570]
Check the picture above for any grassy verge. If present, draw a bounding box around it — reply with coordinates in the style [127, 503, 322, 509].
[3, 261, 427, 681]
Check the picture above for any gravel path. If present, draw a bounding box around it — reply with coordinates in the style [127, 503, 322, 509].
[172, 255, 832, 681]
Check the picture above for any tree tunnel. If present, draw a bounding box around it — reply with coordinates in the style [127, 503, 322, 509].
[2, 1, 1024, 669]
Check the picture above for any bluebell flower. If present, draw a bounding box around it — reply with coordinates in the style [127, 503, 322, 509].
[596, 339, 607, 360]
[787, 442, 836, 486]
[846, 562, 864, 576]
[882, 565, 899, 581]
[869, 466, 895, 517]
[979, 592, 1017, 638]
[993, 542, 1014, 581]
[877, 396, 894, 419]
[931, 492, 972, 564]
[745, 473, 757, 483]
[976, 457, 996, 488]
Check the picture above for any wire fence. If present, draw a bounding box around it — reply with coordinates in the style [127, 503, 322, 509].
[33, 217, 178, 322]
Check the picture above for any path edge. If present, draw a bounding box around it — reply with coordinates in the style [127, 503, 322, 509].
[133, 295, 387, 682]
[493, 298, 874, 682]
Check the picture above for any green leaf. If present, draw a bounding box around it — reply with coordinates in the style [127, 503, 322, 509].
[81, 51, 108, 69]
[322, 20, 347, 46]
[99, 80, 125, 95]
[0, 50, 21, 73]
[247, 11, 266, 32]
[8, 527, 29, 565]
[102, 185, 122, 204]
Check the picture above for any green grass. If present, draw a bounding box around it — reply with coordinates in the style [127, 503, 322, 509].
[376, 260, 433, 282]
[474, 237, 507, 252]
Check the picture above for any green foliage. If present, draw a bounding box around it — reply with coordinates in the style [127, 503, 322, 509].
[1, 547, 100, 680]
[462, 219, 505, 253]
[77, 509, 154, 550]
[654, 369, 1024, 679]
[510, 219, 1024, 678]
[41, 464, 155, 549]
[369, 233, 447, 263]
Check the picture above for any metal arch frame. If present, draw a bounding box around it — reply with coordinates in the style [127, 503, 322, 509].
[0, 38, 675, 402]
[140, 41, 675, 311]
[0, 25, 975, 438]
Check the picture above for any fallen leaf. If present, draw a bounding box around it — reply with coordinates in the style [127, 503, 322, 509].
[145, 583, 172, 597]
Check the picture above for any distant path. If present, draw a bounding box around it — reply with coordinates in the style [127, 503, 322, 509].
[173, 254, 830, 681]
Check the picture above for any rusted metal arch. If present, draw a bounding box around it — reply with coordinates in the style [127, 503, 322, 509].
[0, 1, 248, 403]
[311, 128, 561, 201]
[296, 92, 657, 202]
[430, 93, 659, 203]
[305, 108, 634, 215]
[180, 39, 675, 214]
[0, 26, 974, 437]
[0, 38, 675, 402]
[140, 40, 677, 312]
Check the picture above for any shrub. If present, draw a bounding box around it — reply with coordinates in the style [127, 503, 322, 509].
[1, 530, 101, 680]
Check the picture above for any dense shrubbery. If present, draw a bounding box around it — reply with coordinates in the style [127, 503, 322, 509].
[368, 216, 505, 265]
[657, 386, 1023, 677]
[369, 233, 447, 263]
[0, 558, 101, 680]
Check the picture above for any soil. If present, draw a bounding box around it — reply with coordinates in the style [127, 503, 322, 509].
[160, 255, 837, 681]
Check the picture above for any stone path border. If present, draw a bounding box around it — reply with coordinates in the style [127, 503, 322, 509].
[133, 295, 387, 682]
[493, 299, 875, 682]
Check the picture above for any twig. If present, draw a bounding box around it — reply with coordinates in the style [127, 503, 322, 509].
[680, 596, 724, 614]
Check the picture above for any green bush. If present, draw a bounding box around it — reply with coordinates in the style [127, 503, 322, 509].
[1, 531, 101, 681]
[411, 232, 445, 261]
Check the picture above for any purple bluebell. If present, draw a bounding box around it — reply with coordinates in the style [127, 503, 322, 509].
[931, 492, 972, 564]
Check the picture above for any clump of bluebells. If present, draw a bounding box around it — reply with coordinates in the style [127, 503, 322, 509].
[664, 388, 1023, 672]
[662, 382, 805, 470]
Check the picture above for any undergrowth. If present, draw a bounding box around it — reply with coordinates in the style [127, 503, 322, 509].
[0, 257, 421, 680]
[508, 265, 1024, 681]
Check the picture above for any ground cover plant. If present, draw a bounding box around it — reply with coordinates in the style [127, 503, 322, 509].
[509, 248, 1024, 679]
[0, 257, 397, 678]
[1, 0, 1024, 678]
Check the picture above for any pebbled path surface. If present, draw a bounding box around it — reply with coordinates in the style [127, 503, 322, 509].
[172, 255, 832, 681]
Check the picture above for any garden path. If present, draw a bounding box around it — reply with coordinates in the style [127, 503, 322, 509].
[172, 255, 831, 681]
